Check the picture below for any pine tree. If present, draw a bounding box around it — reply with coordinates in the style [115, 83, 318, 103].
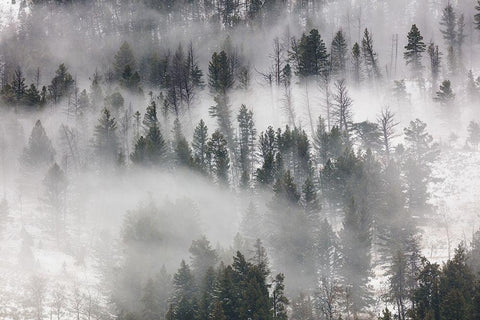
[362, 29, 381, 80]
[94, 108, 119, 164]
[143, 100, 159, 131]
[192, 119, 209, 173]
[189, 236, 218, 283]
[114, 42, 136, 79]
[24, 84, 41, 108]
[340, 197, 373, 316]
[145, 125, 166, 165]
[427, 43, 441, 89]
[403, 119, 439, 211]
[440, 4, 457, 49]
[295, 29, 330, 78]
[170, 260, 197, 320]
[130, 136, 147, 164]
[173, 119, 193, 168]
[209, 95, 234, 149]
[43, 163, 68, 242]
[48, 64, 74, 104]
[434, 80, 455, 108]
[351, 42, 362, 84]
[11, 67, 27, 103]
[89, 70, 103, 109]
[272, 273, 289, 320]
[22, 120, 55, 167]
[404, 24, 426, 78]
[237, 104, 256, 188]
[141, 279, 162, 320]
[331, 30, 348, 79]
[207, 130, 230, 184]
[208, 51, 234, 95]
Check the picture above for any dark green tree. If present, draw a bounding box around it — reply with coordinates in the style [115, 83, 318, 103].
[22, 120, 55, 167]
[404, 24, 426, 78]
[207, 130, 230, 184]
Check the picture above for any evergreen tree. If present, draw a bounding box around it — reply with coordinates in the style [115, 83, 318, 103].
[427, 43, 441, 89]
[143, 100, 159, 131]
[189, 236, 218, 283]
[440, 4, 457, 49]
[173, 119, 193, 168]
[294, 29, 330, 78]
[340, 197, 373, 316]
[403, 119, 439, 212]
[434, 80, 455, 108]
[351, 42, 362, 85]
[170, 260, 197, 320]
[11, 67, 27, 103]
[207, 130, 230, 184]
[114, 42, 136, 79]
[362, 29, 381, 80]
[272, 273, 289, 320]
[192, 119, 209, 173]
[404, 24, 426, 78]
[94, 108, 119, 164]
[237, 104, 256, 187]
[22, 120, 55, 167]
[208, 51, 234, 95]
[144, 125, 166, 165]
[331, 30, 348, 78]
[24, 84, 41, 108]
[43, 163, 68, 241]
[48, 64, 74, 104]
[141, 279, 162, 320]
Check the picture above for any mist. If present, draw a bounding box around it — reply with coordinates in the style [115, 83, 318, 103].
[1, 0, 480, 319]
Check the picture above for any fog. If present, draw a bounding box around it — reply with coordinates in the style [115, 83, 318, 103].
[0, 0, 480, 319]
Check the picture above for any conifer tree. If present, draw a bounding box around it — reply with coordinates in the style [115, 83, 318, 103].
[43, 162, 68, 241]
[207, 130, 230, 184]
[404, 24, 426, 78]
[94, 108, 119, 164]
[341, 197, 373, 316]
[11, 67, 27, 103]
[331, 30, 348, 78]
[361, 29, 381, 80]
[144, 125, 166, 165]
[440, 4, 457, 49]
[351, 42, 362, 84]
[295, 29, 330, 78]
[189, 236, 218, 283]
[434, 80, 455, 108]
[48, 64, 74, 104]
[114, 42, 136, 79]
[208, 51, 234, 95]
[237, 104, 256, 187]
[192, 119, 209, 172]
[22, 120, 55, 167]
[143, 100, 159, 131]
[427, 43, 441, 89]
[173, 119, 193, 168]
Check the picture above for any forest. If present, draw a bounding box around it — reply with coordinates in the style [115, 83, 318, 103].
[0, 0, 480, 319]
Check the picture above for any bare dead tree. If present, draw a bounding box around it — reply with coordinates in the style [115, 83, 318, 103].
[377, 107, 399, 160]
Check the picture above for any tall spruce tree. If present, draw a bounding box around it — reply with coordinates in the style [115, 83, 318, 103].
[404, 24, 426, 78]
